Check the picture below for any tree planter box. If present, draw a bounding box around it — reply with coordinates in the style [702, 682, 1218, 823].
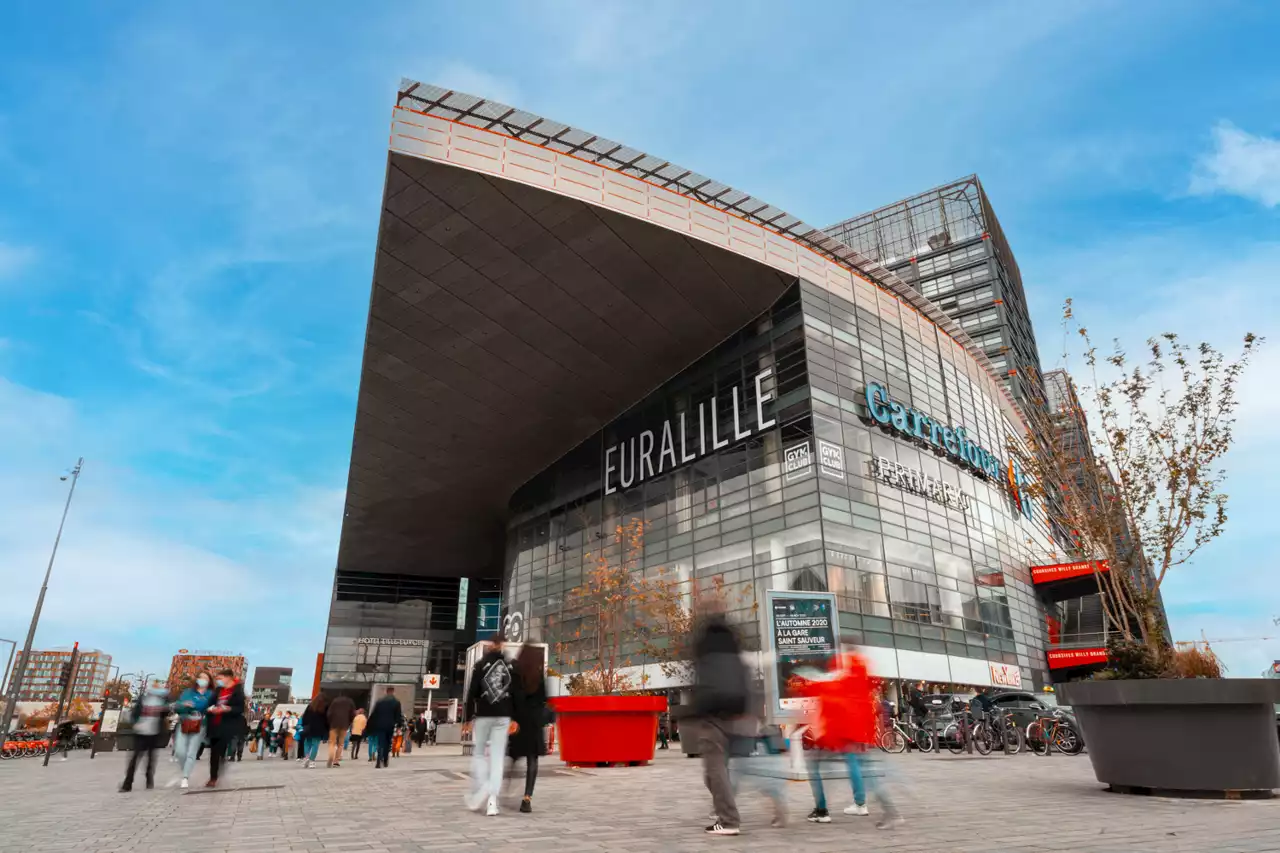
[550, 695, 667, 766]
[1057, 679, 1280, 797]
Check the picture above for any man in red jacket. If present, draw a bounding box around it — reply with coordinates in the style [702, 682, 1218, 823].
[798, 652, 901, 828]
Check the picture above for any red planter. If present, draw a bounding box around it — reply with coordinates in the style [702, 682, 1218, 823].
[550, 694, 668, 766]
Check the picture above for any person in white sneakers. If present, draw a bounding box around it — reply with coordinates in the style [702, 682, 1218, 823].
[463, 633, 517, 816]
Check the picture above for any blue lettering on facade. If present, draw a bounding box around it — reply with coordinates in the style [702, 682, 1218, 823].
[863, 383, 1004, 482]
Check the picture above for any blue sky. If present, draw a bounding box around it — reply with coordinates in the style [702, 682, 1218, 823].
[1, 1, 1277, 689]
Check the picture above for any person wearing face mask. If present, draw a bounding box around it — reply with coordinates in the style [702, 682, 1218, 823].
[203, 669, 246, 788]
[171, 671, 214, 789]
[121, 680, 171, 792]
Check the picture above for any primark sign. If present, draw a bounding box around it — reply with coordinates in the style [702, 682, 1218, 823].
[603, 369, 776, 495]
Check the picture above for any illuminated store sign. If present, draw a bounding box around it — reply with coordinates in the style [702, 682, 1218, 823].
[356, 638, 426, 647]
[604, 369, 776, 495]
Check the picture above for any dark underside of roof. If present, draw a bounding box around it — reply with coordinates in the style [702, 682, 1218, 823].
[336, 152, 795, 578]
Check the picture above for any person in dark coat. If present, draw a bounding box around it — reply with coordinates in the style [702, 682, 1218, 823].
[508, 644, 548, 813]
[326, 693, 355, 768]
[366, 686, 404, 769]
[693, 610, 748, 836]
[204, 669, 246, 788]
[300, 693, 329, 768]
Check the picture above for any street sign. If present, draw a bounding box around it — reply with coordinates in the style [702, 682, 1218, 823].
[422, 673, 440, 690]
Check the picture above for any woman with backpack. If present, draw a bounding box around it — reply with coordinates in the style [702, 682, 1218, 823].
[508, 644, 548, 814]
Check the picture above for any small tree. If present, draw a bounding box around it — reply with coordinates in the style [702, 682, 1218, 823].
[104, 678, 132, 706]
[551, 518, 684, 695]
[641, 573, 757, 685]
[1015, 300, 1260, 666]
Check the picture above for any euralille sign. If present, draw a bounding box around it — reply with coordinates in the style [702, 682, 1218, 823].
[604, 369, 776, 495]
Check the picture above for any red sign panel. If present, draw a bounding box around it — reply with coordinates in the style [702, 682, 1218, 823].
[1030, 560, 1109, 585]
[1047, 647, 1109, 669]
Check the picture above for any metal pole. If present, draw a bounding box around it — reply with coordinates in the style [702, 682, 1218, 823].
[44, 642, 78, 766]
[1, 459, 83, 740]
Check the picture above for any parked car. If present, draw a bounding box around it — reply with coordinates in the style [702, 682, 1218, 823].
[989, 690, 1082, 740]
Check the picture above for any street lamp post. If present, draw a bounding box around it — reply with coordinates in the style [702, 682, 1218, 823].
[0, 458, 84, 739]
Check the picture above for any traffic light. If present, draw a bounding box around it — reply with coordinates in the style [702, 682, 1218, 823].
[57, 662, 71, 687]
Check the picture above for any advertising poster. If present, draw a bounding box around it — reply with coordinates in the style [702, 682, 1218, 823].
[765, 590, 839, 715]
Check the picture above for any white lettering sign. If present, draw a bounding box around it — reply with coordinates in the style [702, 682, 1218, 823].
[605, 369, 776, 494]
[356, 638, 427, 647]
[868, 456, 971, 512]
[818, 440, 845, 481]
[784, 440, 812, 481]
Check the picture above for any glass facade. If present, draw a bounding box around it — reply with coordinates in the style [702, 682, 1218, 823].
[319, 571, 498, 707]
[504, 280, 1061, 691]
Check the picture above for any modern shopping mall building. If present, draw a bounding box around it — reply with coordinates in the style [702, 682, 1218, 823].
[320, 79, 1106, 711]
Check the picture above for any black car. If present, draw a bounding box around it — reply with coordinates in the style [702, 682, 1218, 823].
[989, 690, 1082, 738]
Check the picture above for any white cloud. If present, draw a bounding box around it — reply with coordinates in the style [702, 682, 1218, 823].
[1190, 121, 1280, 207]
[0, 242, 37, 282]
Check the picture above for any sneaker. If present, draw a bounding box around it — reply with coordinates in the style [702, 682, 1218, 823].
[843, 804, 869, 816]
[485, 797, 499, 817]
[876, 816, 905, 830]
[704, 822, 740, 836]
[466, 790, 488, 812]
[180, 778, 189, 790]
[806, 808, 832, 823]
[770, 812, 787, 829]
[519, 797, 532, 813]
[118, 784, 131, 793]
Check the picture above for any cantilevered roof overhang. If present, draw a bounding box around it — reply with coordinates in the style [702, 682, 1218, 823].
[336, 80, 1026, 579]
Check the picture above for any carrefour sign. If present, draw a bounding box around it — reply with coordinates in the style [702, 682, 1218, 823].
[864, 383, 1029, 517]
[864, 383, 1001, 478]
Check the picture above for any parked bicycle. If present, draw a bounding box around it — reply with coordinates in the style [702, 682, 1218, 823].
[1026, 711, 1083, 756]
[878, 715, 935, 753]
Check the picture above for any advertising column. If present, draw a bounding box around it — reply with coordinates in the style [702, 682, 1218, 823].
[762, 590, 839, 721]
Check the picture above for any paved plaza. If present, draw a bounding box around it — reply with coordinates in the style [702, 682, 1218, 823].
[1, 744, 1278, 853]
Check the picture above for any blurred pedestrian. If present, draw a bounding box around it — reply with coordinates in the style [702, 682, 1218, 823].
[413, 714, 426, 748]
[300, 693, 329, 769]
[254, 716, 271, 759]
[427, 715, 436, 745]
[270, 710, 285, 757]
[204, 669, 246, 788]
[508, 643, 547, 814]
[797, 652, 900, 829]
[326, 692, 355, 768]
[171, 670, 213, 789]
[120, 680, 170, 792]
[464, 633, 515, 816]
[692, 609, 749, 837]
[349, 708, 367, 759]
[657, 714, 670, 750]
[367, 687, 404, 769]
[55, 719, 77, 761]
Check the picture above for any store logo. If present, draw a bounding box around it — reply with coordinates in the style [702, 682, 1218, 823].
[784, 440, 812, 481]
[818, 440, 845, 481]
[604, 369, 776, 495]
[989, 663, 1022, 687]
[864, 383, 1000, 479]
[869, 456, 971, 512]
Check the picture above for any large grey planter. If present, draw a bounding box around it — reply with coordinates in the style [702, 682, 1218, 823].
[1057, 679, 1280, 796]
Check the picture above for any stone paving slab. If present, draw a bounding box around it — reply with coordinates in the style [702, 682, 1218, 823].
[1, 744, 1278, 852]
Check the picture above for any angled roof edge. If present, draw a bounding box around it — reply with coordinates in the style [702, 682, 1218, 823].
[393, 78, 1029, 433]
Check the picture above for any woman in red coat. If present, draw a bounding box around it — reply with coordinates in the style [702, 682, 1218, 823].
[798, 652, 901, 828]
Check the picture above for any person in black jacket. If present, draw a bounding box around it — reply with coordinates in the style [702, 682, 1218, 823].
[204, 669, 246, 788]
[300, 693, 329, 768]
[464, 633, 515, 816]
[693, 610, 748, 837]
[367, 686, 404, 769]
[508, 644, 547, 814]
[120, 680, 170, 792]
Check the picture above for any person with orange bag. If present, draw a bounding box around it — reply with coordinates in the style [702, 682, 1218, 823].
[797, 651, 901, 829]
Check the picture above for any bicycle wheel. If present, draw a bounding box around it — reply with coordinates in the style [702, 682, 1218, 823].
[1027, 722, 1049, 756]
[972, 723, 993, 755]
[941, 723, 964, 754]
[911, 726, 934, 753]
[879, 728, 906, 754]
[1002, 724, 1023, 755]
[1053, 725, 1084, 756]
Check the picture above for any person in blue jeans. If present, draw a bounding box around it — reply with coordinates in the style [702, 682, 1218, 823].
[300, 693, 329, 768]
[171, 671, 213, 790]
